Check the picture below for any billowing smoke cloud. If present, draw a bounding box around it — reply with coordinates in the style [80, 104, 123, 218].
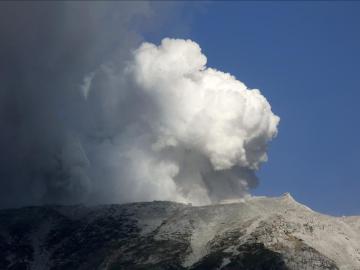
[0, 3, 279, 208]
[82, 38, 279, 205]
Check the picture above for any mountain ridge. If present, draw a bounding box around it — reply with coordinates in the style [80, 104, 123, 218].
[0, 194, 359, 270]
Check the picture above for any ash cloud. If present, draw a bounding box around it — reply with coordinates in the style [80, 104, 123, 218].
[0, 3, 279, 208]
[92, 38, 279, 205]
[0, 2, 152, 208]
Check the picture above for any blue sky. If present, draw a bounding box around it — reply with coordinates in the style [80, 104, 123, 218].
[145, 2, 360, 216]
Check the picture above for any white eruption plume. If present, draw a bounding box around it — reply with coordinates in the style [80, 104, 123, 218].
[85, 38, 279, 205]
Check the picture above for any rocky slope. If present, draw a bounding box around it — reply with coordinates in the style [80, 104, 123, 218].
[0, 194, 359, 270]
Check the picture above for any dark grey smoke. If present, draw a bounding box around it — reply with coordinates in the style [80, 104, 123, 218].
[0, 2, 158, 208]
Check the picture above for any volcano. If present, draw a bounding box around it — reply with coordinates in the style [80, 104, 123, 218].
[0, 194, 359, 270]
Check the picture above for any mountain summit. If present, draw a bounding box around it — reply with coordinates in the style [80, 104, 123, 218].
[0, 194, 359, 270]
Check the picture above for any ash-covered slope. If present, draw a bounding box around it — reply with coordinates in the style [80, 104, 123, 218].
[1, 194, 359, 270]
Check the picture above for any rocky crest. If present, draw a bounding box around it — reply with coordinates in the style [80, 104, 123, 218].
[0, 194, 359, 270]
